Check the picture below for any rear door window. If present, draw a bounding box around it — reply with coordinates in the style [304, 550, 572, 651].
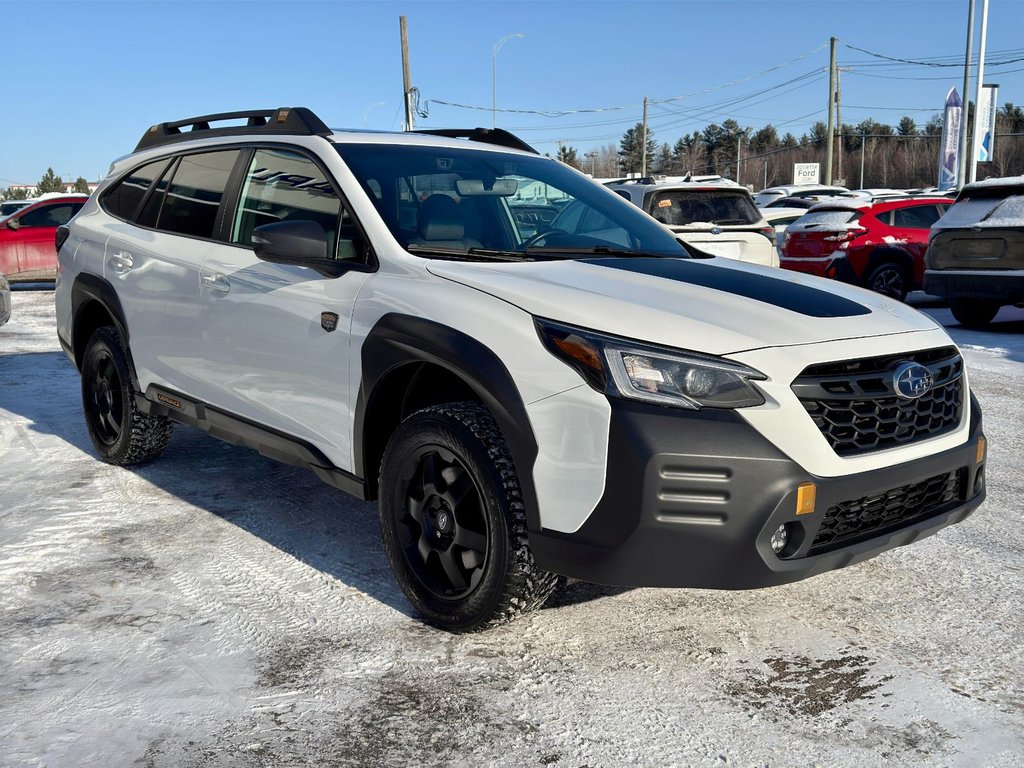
[892, 204, 942, 229]
[153, 150, 241, 239]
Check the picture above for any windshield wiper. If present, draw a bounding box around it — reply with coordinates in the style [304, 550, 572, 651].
[524, 245, 681, 259]
[405, 244, 531, 262]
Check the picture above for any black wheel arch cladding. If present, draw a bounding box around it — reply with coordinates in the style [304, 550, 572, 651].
[356, 313, 543, 532]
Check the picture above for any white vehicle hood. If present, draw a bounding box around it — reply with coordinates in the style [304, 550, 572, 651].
[425, 256, 940, 355]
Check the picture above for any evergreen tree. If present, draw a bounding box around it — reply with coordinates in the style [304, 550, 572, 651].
[2, 187, 30, 201]
[73, 177, 91, 194]
[36, 167, 64, 195]
[619, 123, 657, 174]
[897, 116, 918, 137]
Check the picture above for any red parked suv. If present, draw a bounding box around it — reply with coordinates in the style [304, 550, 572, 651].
[0, 195, 88, 282]
[780, 197, 952, 302]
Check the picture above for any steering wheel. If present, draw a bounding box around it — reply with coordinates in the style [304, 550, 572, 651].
[522, 229, 569, 249]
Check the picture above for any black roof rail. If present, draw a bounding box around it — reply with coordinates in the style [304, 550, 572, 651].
[134, 107, 332, 152]
[412, 128, 538, 155]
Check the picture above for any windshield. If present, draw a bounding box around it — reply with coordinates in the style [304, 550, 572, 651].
[334, 143, 687, 259]
[646, 189, 761, 226]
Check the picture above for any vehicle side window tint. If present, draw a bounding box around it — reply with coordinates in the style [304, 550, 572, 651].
[157, 150, 240, 239]
[874, 210, 893, 226]
[19, 203, 76, 227]
[136, 159, 175, 229]
[103, 158, 171, 221]
[893, 205, 941, 229]
[232, 148, 345, 259]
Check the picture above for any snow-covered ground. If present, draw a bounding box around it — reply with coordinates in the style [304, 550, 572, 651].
[2, 287, 1022, 768]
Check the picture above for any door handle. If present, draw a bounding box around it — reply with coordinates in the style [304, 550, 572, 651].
[201, 272, 230, 294]
[108, 251, 134, 273]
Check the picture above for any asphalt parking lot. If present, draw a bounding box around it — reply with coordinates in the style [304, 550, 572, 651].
[2, 288, 1023, 767]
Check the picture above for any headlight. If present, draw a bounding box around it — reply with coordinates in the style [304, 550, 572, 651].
[536, 319, 766, 410]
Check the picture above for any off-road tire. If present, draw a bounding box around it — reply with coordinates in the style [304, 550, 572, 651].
[866, 262, 909, 303]
[950, 299, 1000, 329]
[81, 326, 173, 465]
[379, 402, 558, 632]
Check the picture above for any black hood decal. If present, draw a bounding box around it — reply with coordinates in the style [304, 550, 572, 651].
[584, 257, 871, 318]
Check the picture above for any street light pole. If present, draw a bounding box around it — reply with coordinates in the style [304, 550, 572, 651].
[492, 33, 524, 128]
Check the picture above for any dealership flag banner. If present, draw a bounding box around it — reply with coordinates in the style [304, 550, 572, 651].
[938, 87, 962, 189]
[975, 84, 999, 163]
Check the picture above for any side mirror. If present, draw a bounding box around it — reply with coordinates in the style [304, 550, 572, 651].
[251, 220, 342, 277]
[6, 218, 20, 230]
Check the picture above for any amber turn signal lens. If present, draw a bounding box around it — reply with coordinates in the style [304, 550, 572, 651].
[976, 437, 986, 465]
[796, 482, 816, 515]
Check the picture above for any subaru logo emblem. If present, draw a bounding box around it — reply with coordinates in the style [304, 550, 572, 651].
[710, 227, 722, 235]
[892, 362, 933, 399]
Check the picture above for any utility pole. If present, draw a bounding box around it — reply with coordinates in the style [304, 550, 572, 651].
[736, 133, 742, 186]
[400, 16, 414, 131]
[958, 0, 976, 188]
[825, 36, 837, 185]
[641, 96, 649, 177]
[836, 66, 844, 185]
[860, 132, 867, 189]
[970, 0, 990, 183]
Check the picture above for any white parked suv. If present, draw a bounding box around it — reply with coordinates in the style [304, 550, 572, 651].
[606, 179, 779, 267]
[56, 108, 987, 631]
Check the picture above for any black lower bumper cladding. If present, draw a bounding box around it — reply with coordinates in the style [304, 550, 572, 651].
[529, 395, 985, 589]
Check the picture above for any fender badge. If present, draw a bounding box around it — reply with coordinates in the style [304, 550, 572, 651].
[321, 311, 339, 333]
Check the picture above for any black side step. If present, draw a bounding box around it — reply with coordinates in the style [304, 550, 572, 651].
[138, 385, 366, 499]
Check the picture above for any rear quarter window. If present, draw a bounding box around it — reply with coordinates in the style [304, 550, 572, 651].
[102, 158, 172, 221]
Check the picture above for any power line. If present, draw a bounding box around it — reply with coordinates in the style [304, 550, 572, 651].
[425, 44, 827, 118]
[841, 41, 1024, 67]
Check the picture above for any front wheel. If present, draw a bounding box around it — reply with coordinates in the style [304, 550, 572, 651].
[81, 326, 173, 465]
[950, 299, 1000, 329]
[379, 402, 557, 632]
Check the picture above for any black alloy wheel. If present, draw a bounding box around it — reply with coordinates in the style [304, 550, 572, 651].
[85, 346, 126, 446]
[396, 446, 489, 601]
[80, 326, 172, 465]
[867, 262, 909, 302]
[379, 402, 557, 632]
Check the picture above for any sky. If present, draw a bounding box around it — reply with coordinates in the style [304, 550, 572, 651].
[1, 0, 1022, 185]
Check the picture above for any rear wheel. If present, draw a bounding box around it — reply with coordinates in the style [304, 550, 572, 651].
[950, 299, 1000, 329]
[81, 326, 172, 465]
[866, 262, 909, 302]
[379, 402, 557, 632]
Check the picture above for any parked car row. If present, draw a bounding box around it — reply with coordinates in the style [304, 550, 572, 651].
[766, 176, 1023, 327]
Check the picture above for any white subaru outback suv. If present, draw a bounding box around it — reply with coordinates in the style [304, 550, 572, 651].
[56, 108, 986, 632]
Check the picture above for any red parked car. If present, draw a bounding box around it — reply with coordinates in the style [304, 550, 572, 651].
[0, 195, 88, 281]
[780, 197, 952, 302]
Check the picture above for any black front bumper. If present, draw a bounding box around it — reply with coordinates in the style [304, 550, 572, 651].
[529, 397, 985, 589]
[923, 269, 1024, 304]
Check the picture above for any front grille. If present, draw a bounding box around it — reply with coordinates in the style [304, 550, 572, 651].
[809, 470, 964, 554]
[792, 347, 964, 456]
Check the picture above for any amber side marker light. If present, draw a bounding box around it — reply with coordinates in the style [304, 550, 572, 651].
[796, 482, 816, 515]
[977, 437, 986, 465]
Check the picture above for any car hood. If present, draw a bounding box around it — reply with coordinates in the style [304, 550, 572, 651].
[425, 256, 940, 355]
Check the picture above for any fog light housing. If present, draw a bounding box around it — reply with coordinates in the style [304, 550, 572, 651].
[770, 524, 789, 554]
